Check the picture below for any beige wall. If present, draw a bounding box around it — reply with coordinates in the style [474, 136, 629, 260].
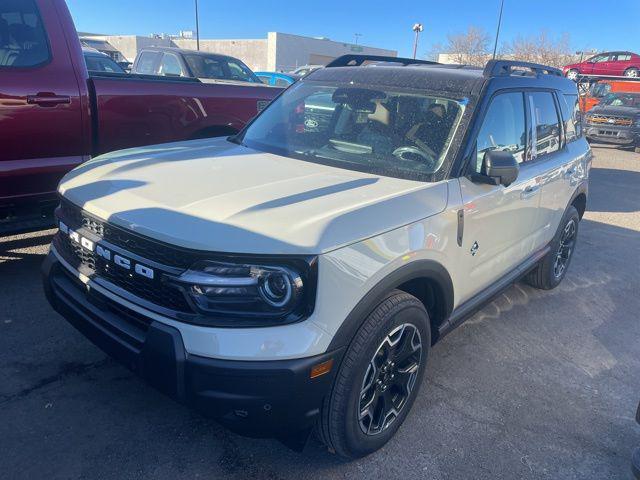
[270, 32, 397, 72]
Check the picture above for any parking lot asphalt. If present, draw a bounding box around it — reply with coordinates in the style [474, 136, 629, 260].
[1, 145, 639, 480]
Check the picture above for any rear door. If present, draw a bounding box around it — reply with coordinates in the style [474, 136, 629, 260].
[591, 53, 613, 75]
[458, 91, 545, 299]
[0, 0, 85, 204]
[526, 91, 579, 245]
[609, 52, 632, 76]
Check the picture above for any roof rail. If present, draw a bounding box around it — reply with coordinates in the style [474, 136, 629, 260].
[484, 59, 562, 78]
[325, 54, 440, 68]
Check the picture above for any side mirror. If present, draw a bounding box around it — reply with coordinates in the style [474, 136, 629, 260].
[470, 150, 519, 187]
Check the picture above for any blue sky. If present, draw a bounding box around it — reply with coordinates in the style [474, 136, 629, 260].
[67, 0, 640, 58]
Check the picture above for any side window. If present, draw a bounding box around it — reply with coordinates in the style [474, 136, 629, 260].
[591, 54, 610, 63]
[257, 75, 270, 85]
[560, 94, 582, 142]
[159, 53, 183, 76]
[275, 77, 291, 88]
[617, 54, 631, 61]
[528, 92, 561, 158]
[0, 0, 50, 67]
[135, 51, 160, 74]
[473, 92, 526, 173]
[226, 60, 257, 82]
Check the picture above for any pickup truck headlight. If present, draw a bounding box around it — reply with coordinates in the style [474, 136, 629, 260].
[168, 258, 317, 323]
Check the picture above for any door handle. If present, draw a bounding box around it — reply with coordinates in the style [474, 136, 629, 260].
[520, 185, 540, 199]
[27, 93, 71, 107]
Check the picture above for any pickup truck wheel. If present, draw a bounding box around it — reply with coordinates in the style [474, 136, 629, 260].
[318, 290, 430, 458]
[525, 206, 580, 290]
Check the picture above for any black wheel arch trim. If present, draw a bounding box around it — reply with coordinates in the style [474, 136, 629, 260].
[327, 259, 454, 351]
[568, 179, 589, 217]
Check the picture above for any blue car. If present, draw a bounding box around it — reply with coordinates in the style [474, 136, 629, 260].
[255, 71, 299, 87]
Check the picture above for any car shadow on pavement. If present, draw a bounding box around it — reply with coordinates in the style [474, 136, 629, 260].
[588, 167, 640, 213]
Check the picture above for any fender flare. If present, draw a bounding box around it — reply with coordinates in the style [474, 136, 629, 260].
[327, 259, 454, 351]
[568, 179, 588, 217]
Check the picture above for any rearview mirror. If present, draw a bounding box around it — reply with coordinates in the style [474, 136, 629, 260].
[470, 150, 519, 187]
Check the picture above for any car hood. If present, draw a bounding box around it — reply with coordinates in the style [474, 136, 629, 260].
[59, 138, 448, 255]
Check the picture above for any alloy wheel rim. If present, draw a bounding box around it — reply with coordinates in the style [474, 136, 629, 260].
[554, 219, 576, 278]
[567, 70, 578, 80]
[358, 323, 422, 436]
[626, 69, 638, 77]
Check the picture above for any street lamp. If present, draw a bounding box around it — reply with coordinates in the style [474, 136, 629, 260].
[354, 33, 362, 45]
[412, 23, 423, 60]
[194, 0, 200, 50]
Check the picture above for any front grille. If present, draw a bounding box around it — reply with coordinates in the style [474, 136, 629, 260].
[55, 201, 193, 313]
[59, 199, 196, 269]
[587, 114, 633, 126]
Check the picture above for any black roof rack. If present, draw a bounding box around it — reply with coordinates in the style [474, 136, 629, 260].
[325, 54, 440, 68]
[484, 59, 562, 78]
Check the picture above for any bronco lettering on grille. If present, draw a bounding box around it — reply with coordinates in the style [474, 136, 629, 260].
[59, 221, 155, 280]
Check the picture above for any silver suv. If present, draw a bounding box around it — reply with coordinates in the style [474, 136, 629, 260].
[43, 55, 591, 458]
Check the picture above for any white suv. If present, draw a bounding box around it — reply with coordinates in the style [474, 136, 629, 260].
[43, 56, 591, 458]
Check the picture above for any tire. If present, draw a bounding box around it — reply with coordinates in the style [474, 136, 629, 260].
[624, 67, 639, 78]
[526, 206, 580, 290]
[318, 290, 430, 458]
[566, 69, 579, 81]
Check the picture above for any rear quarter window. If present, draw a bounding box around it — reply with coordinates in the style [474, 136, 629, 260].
[560, 94, 582, 142]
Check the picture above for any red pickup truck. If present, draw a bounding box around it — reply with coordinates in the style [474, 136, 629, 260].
[0, 0, 281, 234]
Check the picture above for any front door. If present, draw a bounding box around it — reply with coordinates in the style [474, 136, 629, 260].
[0, 0, 86, 206]
[457, 91, 544, 302]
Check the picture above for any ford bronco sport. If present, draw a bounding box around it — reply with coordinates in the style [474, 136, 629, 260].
[43, 55, 591, 458]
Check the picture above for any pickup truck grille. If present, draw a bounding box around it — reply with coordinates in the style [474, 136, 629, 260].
[55, 200, 193, 313]
[586, 114, 633, 126]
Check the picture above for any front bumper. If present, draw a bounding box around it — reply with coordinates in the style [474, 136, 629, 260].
[585, 124, 640, 146]
[42, 252, 344, 438]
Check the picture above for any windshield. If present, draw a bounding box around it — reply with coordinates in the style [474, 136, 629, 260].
[236, 82, 466, 180]
[184, 54, 260, 83]
[601, 92, 640, 107]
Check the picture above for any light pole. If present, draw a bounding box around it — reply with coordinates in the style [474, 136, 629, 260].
[412, 23, 423, 60]
[354, 33, 362, 45]
[194, 0, 200, 50]
[492, 0, 504, 59]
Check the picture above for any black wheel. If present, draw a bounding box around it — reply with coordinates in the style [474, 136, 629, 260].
[624, 67, 639, 78]
[318, 290, 430, 458]
[526, 206, 580, 290]
[566, 69, 579, 81]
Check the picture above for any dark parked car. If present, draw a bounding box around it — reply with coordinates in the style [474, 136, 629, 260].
[131, 47, 265, 85]
[563, 51, 640, 80]
[0, 0, 281, 235]
[82, 47, 126, 74]
[584, 92, 640, 151]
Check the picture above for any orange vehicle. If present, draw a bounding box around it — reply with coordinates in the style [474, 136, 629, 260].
[580, 78, 640, 111]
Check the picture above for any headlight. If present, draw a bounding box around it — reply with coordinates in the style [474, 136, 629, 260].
[167, 258, 317, 325]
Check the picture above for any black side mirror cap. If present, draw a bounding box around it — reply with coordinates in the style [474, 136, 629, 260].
[470, 150, 519, 187]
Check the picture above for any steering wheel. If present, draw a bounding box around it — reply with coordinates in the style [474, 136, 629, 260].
[392, 145, 436, 166]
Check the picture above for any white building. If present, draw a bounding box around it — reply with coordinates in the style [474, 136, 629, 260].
[80, 32, 397, 72]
